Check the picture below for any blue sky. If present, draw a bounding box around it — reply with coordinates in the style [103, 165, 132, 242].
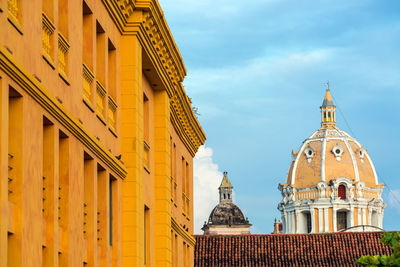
[158, 0, 400, 233]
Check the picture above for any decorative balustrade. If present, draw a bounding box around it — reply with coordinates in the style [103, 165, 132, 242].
[96, 81, 106, 119]
[108, 96, 117, 131]
[182, 193, 190, 216]
[143, 141, 150, 170]
[42, 13, 55, 61]
[8, 0, 18, 20]
[58, 33, 70, 77]
[82, 64, 94, 104]
[295, 190, 319, 200]
[363, 190, 378, 200]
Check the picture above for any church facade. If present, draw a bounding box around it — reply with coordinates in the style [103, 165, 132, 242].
[278, 88, 386, 234]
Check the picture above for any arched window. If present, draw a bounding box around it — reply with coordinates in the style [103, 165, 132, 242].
[224, 194, 226, 199]
[338, 184, 346, 200]
[328, 112, 331, 121]
[228, 194, 230, 199]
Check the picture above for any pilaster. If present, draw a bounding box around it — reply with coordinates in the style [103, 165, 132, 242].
[153, 89, 171, 267]
[120, 35, 143, 267]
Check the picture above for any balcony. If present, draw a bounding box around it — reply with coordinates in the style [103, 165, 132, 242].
[82, 64, 94, 108]
[42, 13, 55, 67]
[58, 33, 70, 83]
[96, 81, 106, 122]
[108, 96, 117, 132]
[8, 0, 18, 20]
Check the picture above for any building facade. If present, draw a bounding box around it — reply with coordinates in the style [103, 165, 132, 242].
[202, 172, 251, 235]
[0, 0, 205, 266]
[278, 88, 385, 234]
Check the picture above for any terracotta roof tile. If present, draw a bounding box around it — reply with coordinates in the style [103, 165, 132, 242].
[194, 232, 395, 267]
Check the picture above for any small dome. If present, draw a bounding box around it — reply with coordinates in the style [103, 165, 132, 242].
[208, 202, 248, 225]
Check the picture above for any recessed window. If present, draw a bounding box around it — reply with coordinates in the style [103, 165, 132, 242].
[338, 184, 346, 200]
[337, 211, 347, 231]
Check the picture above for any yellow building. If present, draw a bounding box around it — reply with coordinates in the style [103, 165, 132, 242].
[278, 87, 385, 234]
[0, 0, 205, 266]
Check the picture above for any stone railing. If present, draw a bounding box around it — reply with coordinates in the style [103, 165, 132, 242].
[42, 13, 55, 61]
[58, 33, 70, 77]
[295, 190, 319, 200]
[96, 81, 106, 119]
[108, 96, 117, 131]
[82, 64, 94, 104]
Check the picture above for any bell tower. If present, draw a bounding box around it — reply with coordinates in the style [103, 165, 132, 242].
[320, 83, 336, 128]
[219, 172, 233, 203]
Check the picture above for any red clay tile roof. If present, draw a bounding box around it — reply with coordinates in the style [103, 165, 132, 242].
[194, 232, 395, 267]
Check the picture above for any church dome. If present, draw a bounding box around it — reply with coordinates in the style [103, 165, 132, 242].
[202, 172, 251, 235]
[208, 202, 248, 225]
[278, 87, 386, 234]
[286, 89, 380, 190]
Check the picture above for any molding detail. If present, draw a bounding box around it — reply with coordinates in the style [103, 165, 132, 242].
[171, 217, 196, 247]
[0, 48, 127, 179]
[101, 0, 206, 155]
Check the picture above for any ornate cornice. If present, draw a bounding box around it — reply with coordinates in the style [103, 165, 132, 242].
[102, 0, 206, 155]
[170, 84, 206, 157]
[0, 48, 127, 179]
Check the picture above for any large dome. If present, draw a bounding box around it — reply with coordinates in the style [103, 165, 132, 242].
[278, 88, 385, 234]
[208, 202, 248, 225]
[287, 126, 378, 189]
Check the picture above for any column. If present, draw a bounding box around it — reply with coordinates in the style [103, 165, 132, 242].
[324, 208, 329, 232]
[368, 208, 372, 225]
[350, 206, 354, 227]
[295, 210, 300, 234]
[332, 207, 337, 232]
[357, 207, 361, 226]
[318, 208, 323, 233]
[283, 211, 288, 234]
[362, 208, 366, 225]
[291, 211, 295, 234]
[310, 208, 315, 233]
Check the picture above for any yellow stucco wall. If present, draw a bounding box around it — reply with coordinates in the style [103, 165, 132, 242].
[0, 1, 205, 267]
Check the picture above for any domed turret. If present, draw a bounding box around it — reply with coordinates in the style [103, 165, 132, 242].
[202, 172, 251, 235]
[278, 86, 386, 234]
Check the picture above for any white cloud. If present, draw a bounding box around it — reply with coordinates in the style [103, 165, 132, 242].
[387, 189, 400, 214]
[193, 145, 222, 234]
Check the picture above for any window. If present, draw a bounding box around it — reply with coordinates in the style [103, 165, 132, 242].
[144, 206, 150, 266]
[109, 176, 116, 246]
[306, 213, 312, 233]
[338, 184, 346, 200]
[337, 211, 347, 231]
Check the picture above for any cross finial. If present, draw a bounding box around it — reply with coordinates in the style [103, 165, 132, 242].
[326, 81, 330, 90]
